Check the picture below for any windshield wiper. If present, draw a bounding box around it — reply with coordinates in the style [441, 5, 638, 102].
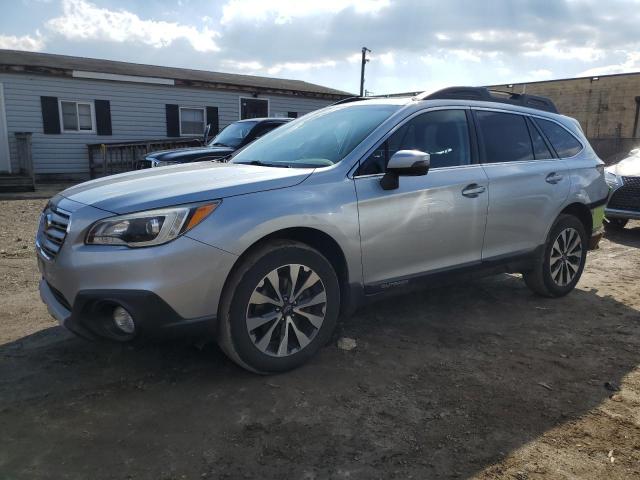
[235, 160, 291, 168]
[211, 142, 230, 147]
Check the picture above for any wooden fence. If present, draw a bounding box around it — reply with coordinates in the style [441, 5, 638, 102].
[87, 138, 202, 178]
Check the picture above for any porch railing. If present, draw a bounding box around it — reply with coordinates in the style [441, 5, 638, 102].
[87, 138, 202, 178]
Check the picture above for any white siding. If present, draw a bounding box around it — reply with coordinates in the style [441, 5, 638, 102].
[0, 73, 334, 176]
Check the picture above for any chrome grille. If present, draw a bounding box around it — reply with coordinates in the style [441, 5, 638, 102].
[608, 176, 640, 213]
[37, 205, 71, 260]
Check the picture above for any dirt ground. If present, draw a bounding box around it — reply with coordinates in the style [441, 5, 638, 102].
[1, 197, 639, 480]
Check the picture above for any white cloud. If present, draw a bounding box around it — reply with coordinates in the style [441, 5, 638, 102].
[220, 58, 339, 76]
[528, 69, 553, 80]
[578, 52, 640, 76]
[449, 49, 482, 63]
[375, 51, 395, 67]
[47, 0, 220, 52]
[523, 40, 604, 62]
[266, 60, 337, 75]
[221, 0, 390, 25]
[0, 33, 45, 51]
[221, 60, 264, 71]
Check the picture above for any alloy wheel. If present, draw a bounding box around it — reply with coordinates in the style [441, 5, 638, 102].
[245, 264, 326, 357]
[549, 227, 583, 287]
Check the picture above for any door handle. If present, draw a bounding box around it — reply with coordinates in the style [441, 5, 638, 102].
[461, 184, 486, 198]
[546, 172, 564, 184]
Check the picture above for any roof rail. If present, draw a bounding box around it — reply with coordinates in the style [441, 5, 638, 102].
[330, 96, 370, 106]
[416, 86, 559, 114]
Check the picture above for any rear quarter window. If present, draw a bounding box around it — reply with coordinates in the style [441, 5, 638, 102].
[534, 118, 583, 158]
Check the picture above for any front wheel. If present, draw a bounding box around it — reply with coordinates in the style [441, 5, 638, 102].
[523, 214, 587, 298]
[217, 240, 340, 374]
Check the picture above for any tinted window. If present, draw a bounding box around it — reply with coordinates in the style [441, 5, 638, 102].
[535, 118, 583, 158]
[209, 120, 258, 148]
[526, 118, 554, 160]
[251, 122, 281, 139]
[358, 109, 470, 175]
[476, 111, 534, 163]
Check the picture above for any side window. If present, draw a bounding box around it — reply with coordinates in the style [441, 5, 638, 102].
[250, 122, 278, 140]
[534, 118, 583, 158]
[475, 111, 534, 163]
[526, 117, 554, 160]
[358, 109, 470, 175]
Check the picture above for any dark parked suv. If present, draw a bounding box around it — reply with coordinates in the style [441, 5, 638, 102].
[143, 117, 292, 167]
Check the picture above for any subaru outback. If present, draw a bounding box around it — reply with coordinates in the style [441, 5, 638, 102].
[37, 87, 609, 373]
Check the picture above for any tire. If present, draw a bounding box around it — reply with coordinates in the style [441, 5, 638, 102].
[523, 214, 588, 298]
[604, 217, 628, 230]
[217, 240, 340, 374]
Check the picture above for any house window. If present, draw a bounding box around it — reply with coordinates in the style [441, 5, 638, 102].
[180, 107, 205, 136]
[240, 97, 269, 120]
[60, 100, 94, 132]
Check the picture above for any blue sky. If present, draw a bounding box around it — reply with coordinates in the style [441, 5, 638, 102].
[1, 0, 640, 95]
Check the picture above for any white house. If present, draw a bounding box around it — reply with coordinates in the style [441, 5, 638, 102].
[0, 50, 350, 188]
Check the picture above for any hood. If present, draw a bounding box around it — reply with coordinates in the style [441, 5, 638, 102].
[606, 150, 640, 177]
[61, 162, 314, 214]
[147, 146, 234, 162]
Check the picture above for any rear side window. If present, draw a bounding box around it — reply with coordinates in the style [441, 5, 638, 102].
[475, 111, 534, 163]
[534, 118, 583, 158]
[526, 118, 554, 160]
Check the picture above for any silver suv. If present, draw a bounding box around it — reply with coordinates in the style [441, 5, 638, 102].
[37, 87, 609, 373]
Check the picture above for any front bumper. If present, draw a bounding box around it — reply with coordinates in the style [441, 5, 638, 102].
[605, 207, 640, 220]
[40, 280, 215, 341]
[37, 195, 238, 341]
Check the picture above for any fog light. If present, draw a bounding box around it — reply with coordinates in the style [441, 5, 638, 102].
[113, 306, 135, 334]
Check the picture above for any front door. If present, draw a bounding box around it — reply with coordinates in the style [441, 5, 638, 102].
[355, 109, 489, 290]
[473, 110, 571, 259]
[0, 83, 10, 173]
[240, 98, 268, 120]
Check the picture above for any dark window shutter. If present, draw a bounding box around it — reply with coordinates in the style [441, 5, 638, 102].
[288, 111, 298, 118]
[166, 104, 180, 137]
[41, 96, 60, 134]
[95, 100, 112, 135]
[206, 106, 219, 134]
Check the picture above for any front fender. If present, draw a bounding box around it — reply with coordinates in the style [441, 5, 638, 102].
[186, 175, 363, 287]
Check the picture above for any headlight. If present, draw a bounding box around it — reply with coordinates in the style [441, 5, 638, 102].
[86, 202, 220, 247]
[605, 170, 622, 188]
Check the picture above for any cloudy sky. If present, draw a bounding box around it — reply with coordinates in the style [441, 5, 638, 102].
[1, 0, 640, 95]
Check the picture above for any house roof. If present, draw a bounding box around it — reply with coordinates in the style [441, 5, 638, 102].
[0, 49, 352, 99]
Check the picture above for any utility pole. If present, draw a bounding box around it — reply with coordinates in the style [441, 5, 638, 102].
[359, 47, 371, 97]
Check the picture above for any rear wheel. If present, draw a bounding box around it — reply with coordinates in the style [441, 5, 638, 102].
[218, 240, 340, 374]
[604, 217, 628, 230]
[523, 214, 587, 298]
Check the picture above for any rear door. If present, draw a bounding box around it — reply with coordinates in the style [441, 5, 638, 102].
[475, 109, 570, 259]
[355, 108, 489, 288]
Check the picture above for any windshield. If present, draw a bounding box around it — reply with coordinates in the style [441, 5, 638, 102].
[231, 104, 398, 167]
[209, 121, 258, 148]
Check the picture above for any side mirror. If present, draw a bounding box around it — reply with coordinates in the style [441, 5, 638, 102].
[203, 123, 212, 145]
[380, 150, 430, 190]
